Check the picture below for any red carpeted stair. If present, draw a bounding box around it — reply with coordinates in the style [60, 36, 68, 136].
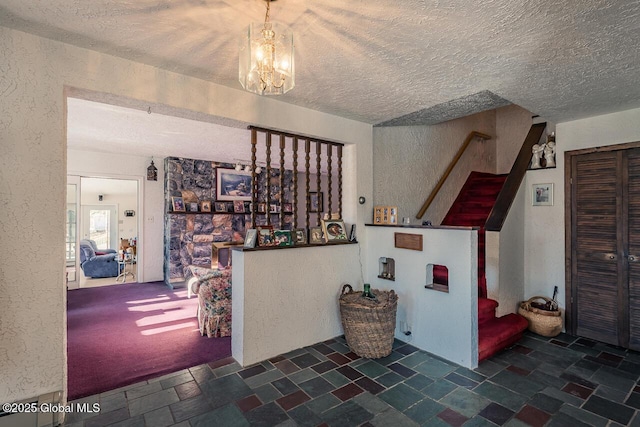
[436, 171, 528, 361]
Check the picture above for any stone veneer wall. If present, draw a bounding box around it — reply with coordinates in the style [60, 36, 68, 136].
[164, 157, 294, 286]
[164, 158, 246, 286]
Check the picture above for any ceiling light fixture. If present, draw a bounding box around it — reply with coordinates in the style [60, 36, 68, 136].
[239, 0, 295, 95]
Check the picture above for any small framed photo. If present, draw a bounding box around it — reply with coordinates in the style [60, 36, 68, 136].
[200, 201, 212, 212]
[172, 196, 185, 212]
[244, 229, 258, 248]
[322, 219, 348, 242]
[274, 230, 293, 246]
[310, 192, 323, 213]
[257, 226, 276, 246]
[283, 203, 293, 213]
[309, 226, 324, 244]
[188, 202, 199, 212]
[234, 201, 246, 213]
[270, 204, 279, 213]
[258, 203, 266, 213]
[293, 228, 307, 245]
[532, 183, 553, 206]
[215, 202, 227, 212]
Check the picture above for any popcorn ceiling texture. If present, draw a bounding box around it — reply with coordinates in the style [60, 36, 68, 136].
[1, 0, 639, 125]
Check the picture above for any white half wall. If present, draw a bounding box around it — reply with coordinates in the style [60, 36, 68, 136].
[365, 225, 478, 368]
[232, 245, 362, 366]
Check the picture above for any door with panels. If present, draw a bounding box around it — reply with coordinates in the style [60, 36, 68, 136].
[570, 146, 640, 350]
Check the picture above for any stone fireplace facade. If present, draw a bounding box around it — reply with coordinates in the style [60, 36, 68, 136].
[164, 157, 249, 287]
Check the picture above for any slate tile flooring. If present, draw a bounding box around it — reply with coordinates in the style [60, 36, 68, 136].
[63, 332, 640, 426]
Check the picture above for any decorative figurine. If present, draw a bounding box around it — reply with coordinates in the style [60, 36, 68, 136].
[544, 140, 556, 168]
[531, 144, 544, 169]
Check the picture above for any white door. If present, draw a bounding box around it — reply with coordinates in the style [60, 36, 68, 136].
[82, 205, 118, 250]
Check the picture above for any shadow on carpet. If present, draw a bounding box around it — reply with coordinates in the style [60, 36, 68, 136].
[67, 281, 231, 400]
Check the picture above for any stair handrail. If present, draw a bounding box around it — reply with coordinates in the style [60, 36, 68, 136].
[485, 122, 547, 232]
[416, 131, 492, 219]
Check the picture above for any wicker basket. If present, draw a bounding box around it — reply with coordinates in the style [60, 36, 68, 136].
[339, 284, 398, 358]
[518, 296, 563, 337]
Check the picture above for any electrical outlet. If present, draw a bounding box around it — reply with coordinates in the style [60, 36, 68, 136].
[147, 216, 154, 223]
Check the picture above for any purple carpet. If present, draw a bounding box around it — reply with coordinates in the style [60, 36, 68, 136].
[67, 281, 231, 400]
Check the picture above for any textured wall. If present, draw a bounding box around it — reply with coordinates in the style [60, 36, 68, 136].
[372, 111, 496, 225]
[0, 26, 372, 403]
[68, 149, 165, 282]
[0, 27, 66, 403]
[495, 105, 534, 174]
[232, 245, 362, 366]
[365, 226, 478, 368]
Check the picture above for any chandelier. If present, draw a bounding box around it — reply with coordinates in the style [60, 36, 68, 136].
[239, 0, 295, 95]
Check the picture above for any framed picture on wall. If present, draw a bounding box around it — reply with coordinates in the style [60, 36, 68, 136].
[217, 168, 252, 201]
[310, 192, 323, 212]
[233, 200, 246, 213]
[532, 183, 553, 206]
[200, 201, 212, 212]
[171, 197, 185, 212]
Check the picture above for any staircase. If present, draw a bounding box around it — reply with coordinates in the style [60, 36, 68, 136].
[437, 171, 528, 361]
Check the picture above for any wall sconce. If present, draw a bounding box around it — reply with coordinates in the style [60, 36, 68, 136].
[147, 158, 158, 181]
[98, 194, 104, 201]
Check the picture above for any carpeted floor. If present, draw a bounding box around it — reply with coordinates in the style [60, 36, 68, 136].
[67, 281, 231, 400]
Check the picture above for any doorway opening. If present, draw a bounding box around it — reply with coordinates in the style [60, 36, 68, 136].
[67, 176, 140, 289]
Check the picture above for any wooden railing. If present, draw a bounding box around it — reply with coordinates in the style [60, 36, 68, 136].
[415, 131, 492, 219]
[485, 122, 546, 231]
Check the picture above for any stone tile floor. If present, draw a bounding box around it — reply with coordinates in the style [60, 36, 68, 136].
[63, 332, 640, 426]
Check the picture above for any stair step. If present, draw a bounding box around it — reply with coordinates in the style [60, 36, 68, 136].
[478, 298, 498, 324]
[478, 314, 529, 361]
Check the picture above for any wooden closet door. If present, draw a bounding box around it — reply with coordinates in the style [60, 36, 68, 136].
[626, 149, 640, 350]
[572, 151, 622, 345]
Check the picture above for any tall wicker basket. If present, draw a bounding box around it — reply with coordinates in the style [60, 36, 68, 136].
[339, 284, 398, 358]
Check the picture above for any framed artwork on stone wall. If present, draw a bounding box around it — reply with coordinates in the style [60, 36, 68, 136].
[217, 168, 252, 201]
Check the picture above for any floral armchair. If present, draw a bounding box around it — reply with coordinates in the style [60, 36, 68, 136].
[189, 267, 232, 338]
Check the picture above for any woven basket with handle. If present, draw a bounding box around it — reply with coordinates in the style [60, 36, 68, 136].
[339, 284, 398, 358]
[518, 296, 563, 337]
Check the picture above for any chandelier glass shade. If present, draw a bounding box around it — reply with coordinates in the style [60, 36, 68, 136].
[239, 1, 295, 95]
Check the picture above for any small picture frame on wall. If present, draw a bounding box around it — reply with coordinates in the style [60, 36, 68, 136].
[200, 201, 212, 212]
[188, 202, 199, 212]
[215, 202, 227, 212]
[532, 183, 553, 206]
[172, 197, 186, 212]
[233, 201, 246, 213]
[310, 192, 323, 213]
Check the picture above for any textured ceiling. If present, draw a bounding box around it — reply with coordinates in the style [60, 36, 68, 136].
[3, 0, 640, 125]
